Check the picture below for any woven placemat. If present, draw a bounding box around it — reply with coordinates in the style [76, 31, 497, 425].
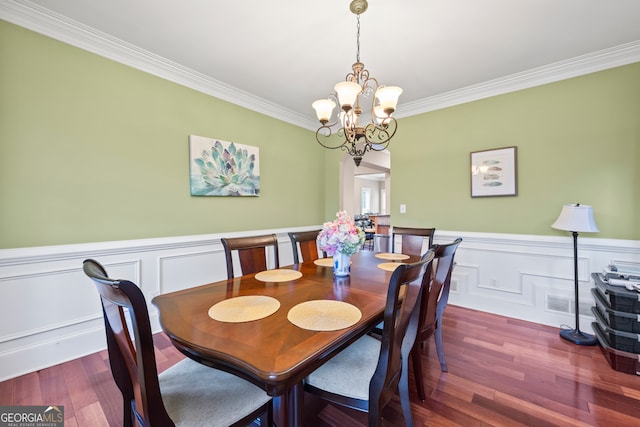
[377, 262, 405, 272]
[254, 269, 302, 282]
[208, 296, 280, 322]
[287, 300, 362, 331]
[375, 252, 410, 261]
[313, 258, 334, 267]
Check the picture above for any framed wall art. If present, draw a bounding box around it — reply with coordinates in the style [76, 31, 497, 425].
[189, 135, 260, 196]
[470, 146, 517, 198]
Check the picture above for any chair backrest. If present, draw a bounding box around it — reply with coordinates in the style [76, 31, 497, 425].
[371, 249, 435, 420]
[83, 259, 174, 427]
[417, 238, 462, 336]
[221, 233, 280, 279]
[391, 226, 436, 256]
[288, 230, 323, 264]
[354, 215, 375, 231]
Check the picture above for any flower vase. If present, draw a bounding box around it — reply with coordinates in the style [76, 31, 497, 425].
[333, 252, 351, 277]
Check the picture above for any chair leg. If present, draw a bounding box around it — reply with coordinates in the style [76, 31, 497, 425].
[367, 403, 382, 427]
[411, 344, 426, 402]
[259, 401, 273, 427]
[434, 324, 448, 372]
[124, 398, 134, 427]
[400, 354, 415, 427]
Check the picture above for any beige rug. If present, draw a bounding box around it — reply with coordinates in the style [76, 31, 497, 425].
[313, 258, 334, 267]
[375, 252, 410, 261]
[287, 300, 362, 331]
[208, 295, 280, 322]
[377, 262, 405, 272]
[254, 269, 302, 282]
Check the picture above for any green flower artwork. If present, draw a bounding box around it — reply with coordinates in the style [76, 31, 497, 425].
[189, 135, 260, 196]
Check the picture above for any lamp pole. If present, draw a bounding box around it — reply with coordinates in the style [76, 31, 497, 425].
[558, 230, 597, 345]
[552, 203, 599, 346]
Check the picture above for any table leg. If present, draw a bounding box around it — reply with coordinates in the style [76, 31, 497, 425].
[273, 382, 304, 427]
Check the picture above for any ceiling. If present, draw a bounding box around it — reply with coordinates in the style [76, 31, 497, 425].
[3, 0, 640, 130]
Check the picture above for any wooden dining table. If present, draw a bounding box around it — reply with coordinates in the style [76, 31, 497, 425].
[152, 250, 418, 427]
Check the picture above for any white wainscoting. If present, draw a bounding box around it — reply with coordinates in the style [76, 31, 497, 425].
[0, 228, 638, 381]
[434, 231, 640, 335]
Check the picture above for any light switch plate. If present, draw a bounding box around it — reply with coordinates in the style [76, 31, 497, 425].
[400, 204, 406, 213]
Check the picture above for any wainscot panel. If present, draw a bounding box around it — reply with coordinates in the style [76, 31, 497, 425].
[0, 229, 638, 381]
[438, 231, 640, 338]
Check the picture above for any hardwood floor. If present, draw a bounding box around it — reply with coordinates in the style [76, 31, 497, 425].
[1, 305, 638, 426]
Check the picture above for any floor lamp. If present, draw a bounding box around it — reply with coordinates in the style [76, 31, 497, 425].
[551, 203, 599, 345]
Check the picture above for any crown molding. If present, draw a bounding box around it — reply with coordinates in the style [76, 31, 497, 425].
[396, 40, 640, 118]
[0, 0, 318, 130]
[2, 0, 639, 128]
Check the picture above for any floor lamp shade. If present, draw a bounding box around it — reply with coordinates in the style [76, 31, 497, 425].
[551, 204, 599, 233]
[552, 203, 598, 346]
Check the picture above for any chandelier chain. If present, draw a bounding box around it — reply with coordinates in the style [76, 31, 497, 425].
[356, 13, 361, 63]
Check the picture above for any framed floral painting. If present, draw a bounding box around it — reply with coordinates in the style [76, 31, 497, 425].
[470, 146, 517, 197]
[189, 135, 260, 196]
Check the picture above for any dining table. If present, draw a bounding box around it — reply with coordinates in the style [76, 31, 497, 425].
[152, 250, 418, 427]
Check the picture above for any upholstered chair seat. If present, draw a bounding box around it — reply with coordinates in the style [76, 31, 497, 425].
[159, 360, 272, 426]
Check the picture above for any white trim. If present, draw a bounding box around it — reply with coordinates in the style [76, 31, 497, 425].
[435, 229, 640, 253]
[397, 41, 640, 117]
[2, 0, 639, 129]
[0, 226, 319, 266]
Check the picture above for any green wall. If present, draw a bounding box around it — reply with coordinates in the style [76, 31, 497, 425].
[390, 63, 640, 240]
[2, 20, 639, 249]
[0, 21, 325, 249]
[323, 148, 342, 220]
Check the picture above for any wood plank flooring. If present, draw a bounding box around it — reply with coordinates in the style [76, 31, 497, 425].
[1, 305, 638, 426]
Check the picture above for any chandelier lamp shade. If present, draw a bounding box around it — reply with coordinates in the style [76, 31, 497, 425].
[312, 0, 402, 167]
[551, 203, 599, 346]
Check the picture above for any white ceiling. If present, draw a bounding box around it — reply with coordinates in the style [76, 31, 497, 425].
[3, 0, 640, 129]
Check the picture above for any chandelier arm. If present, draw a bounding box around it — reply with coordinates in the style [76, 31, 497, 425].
[315, 126, 344, 150]
[340, 142, 359, 157]
[361, 73, 376, 90]
[346, 67, 373, 90]
[363, 118, 398, 146]
[360, 75, 379, 111]
[339, 126, 357, 144]
[323, 138, 371, 160]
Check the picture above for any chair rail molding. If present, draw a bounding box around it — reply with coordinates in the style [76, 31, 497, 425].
[0, 228, 638, 381]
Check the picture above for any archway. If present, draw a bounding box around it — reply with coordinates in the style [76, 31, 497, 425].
[339, 150, 390, 217]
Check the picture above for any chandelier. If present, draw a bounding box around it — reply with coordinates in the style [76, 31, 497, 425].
[312, 0, 402, 167]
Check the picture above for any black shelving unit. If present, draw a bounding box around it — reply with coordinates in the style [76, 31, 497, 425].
[591, 272, 640, 375]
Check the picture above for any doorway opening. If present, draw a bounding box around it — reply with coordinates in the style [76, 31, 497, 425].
[339, 150, 390, 218]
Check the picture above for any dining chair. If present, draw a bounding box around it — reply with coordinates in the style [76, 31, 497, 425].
[82, 259, 273, 427]
[221, 234, 280, 279]
[411, 237, 462, 401]
[355, 215, 376, 250]
[391, 226, 436, 256]
[304, 250, 436, 427]
[288, 230, 324, 264]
